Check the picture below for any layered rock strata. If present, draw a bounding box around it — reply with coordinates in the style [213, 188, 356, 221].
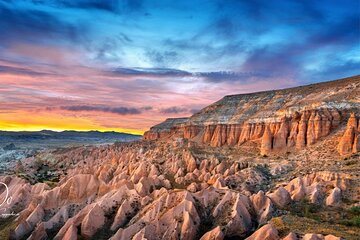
[145, 109, 345, 155]
[338, 113, 360, 156]
[144, 76, 360, 156]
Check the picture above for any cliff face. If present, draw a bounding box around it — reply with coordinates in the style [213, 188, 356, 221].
[338, 113, 360, 156]
[144, 75, 360, 156]
[143, 117, 188, 140]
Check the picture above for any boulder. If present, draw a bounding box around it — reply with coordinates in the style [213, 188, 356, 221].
[325, 187, 341, 206]
[200, 226, 224, 240]
[245, 224, 279, 240]
[250, 191, 274, 224]
[282, 232, 298, 240]
[303, 234, 324, 240]
[267, 187, 291, 208]
[81, 204, 105, 238]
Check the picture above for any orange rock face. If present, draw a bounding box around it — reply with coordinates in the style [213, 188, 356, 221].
[183, 125, 201, 139]
[203, 125, 216, 143]
[210, 124, 228, 147]
[227, 124, 242, 145]
[143, 130, 159, 140]
[338, 113, 359, 156]
[144, 104, 348, 156]
[190, 109, 342, 155]
[273, 117, 289, 150]
[260, 125, 273, 156]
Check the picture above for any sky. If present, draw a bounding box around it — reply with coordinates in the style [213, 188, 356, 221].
[0, 0, 359, 134]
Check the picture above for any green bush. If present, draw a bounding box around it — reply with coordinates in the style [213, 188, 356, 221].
[340, 216, 360, 227]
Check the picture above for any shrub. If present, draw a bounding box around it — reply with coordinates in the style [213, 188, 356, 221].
[348, 206, 360, 215]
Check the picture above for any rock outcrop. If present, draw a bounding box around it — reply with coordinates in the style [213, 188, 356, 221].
[143, 117, 188, 140]
[261, 125, 273, 156]
[245, 224, 279, 240]
[200, 226, 224, 240]
[338, 113, 359, 156]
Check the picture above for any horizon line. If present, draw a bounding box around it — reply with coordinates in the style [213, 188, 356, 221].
[0, 127, 144, 135]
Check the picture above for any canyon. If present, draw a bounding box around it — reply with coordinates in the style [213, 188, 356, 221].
[0, 75, 359, 240]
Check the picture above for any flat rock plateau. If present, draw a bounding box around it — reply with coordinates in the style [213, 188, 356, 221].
[0, 75, 359, 240]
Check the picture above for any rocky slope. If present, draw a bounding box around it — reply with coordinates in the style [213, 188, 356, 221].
[0, 75, 359, 240]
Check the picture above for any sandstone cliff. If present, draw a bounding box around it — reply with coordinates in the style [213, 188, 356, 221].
[338, 112, 360, 156]
[144, 75, 360, 156]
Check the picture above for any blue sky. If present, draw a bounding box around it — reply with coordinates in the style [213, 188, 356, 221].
[0, 0, 359, 132]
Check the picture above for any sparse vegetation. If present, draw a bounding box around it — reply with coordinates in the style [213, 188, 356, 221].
[349, 206, 360, 214]
[340, 216, 360, 227]
[0, 217, 18, 239]
[340, 206, 360, 227]
[271, 215, 360, 239]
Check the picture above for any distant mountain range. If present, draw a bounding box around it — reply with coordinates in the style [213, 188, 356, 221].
[0, 130, 141, 149]
[0, 130, 140, 139]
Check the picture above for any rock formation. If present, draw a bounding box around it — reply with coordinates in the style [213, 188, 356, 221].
[144, 76, 360, 156]
[261, 125, 273, 156]
[0, 75, 359, 240]
[245, 224, 279, 240]
[338, 113, 359, 156]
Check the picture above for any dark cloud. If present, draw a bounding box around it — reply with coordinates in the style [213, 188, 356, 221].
[0, 2, 82, 45]
[0, 64, 55, 76]
[61, 105, 147, 115]
[56, 0, 119, 12]
[27, 0, 144, 14]
[195, 71, 271, 83]
[190, 108, 200, 114]
[106, 67, 272, 83]
[108, 67, 191, 78]
[160, 107, 189, 114]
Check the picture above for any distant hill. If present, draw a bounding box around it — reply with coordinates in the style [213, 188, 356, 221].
[0, 130, 141, 149]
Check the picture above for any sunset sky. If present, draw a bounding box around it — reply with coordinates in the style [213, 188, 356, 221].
[0, 0, 359, 134]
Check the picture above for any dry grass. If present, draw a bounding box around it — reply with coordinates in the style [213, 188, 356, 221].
[271, 215, 360, 240]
